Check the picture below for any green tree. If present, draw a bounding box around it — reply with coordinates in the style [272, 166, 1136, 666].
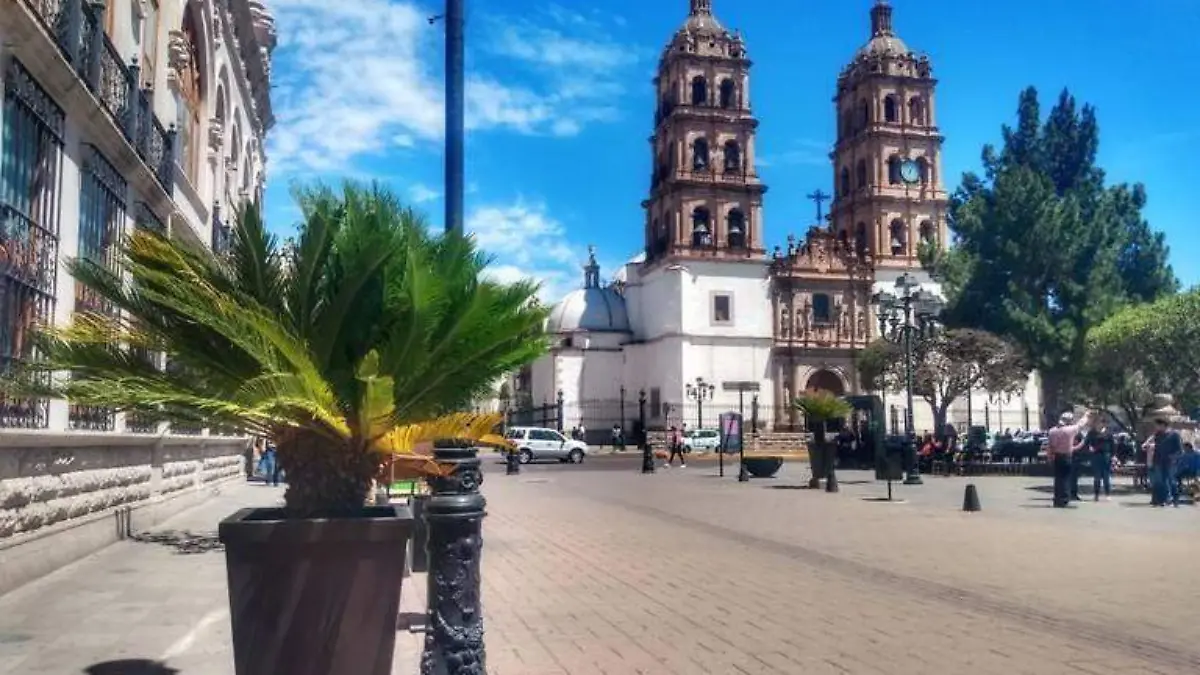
[12, 184, 548, 517]
[1079, 289, 1200, 429]
[939, 87, 1177, 421]
[857, 329, 1029, 435]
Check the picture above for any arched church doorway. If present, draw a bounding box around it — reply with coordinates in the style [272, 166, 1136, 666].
[805, 369, 845, 396]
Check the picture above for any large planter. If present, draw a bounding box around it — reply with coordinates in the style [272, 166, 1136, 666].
[409, 493, 430, 573]
[742, 455, 784, 478]
[807, 442, 830, 487]
[219, 504, 414, 675]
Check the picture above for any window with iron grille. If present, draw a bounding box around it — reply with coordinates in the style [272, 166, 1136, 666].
[0, 58, 64, 429]
[125, 214, 166, 433]
[69, 145, 125, 431]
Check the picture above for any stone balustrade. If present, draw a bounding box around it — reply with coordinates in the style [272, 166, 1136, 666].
[0, 432, 251, 594]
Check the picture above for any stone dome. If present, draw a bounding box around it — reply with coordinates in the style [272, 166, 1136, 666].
[547, 286, 631, 334]
[546, 247, 631, 334]
[857, 34, 909, 57]
[679, 0, 725, 35]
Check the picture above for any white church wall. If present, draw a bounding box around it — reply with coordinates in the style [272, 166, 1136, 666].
[681, 338, 774, 428]
[622, 339, 684, 425]
[529, 353, 557, 407]
[625, 266, 683, 341]
[678, 260, 772, 340]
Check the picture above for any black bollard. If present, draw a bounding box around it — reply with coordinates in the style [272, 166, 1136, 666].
[641, 442, 656, 474]
[962, 484, 981, 512]
[420, 440, 486, 674]
[505, 449, 520, 475]
[737, 462, 749, 482]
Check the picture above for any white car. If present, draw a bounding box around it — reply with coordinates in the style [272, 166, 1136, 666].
[504, 426, 588, 464]
[683, 428, 721, 453]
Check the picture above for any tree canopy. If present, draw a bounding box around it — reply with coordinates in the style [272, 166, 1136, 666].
[858, 328, 1030, 434]
[932, 87, 1177, 420]
[1079, 289, 1200, 429]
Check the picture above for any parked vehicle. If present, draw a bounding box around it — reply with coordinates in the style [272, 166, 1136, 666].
[683, 428, 722, 453]
[505, 426, 589, 464]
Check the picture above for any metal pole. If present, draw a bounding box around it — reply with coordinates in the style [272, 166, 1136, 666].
[421, 440, 485, 672]
[639, 390, 654, 474]
[903, 301, 923, 486]
[444, 0, 465, 234]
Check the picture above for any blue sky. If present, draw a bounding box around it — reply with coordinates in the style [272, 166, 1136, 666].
[262, 0, 1200, 302]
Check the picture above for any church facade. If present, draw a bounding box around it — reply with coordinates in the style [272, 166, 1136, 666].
[515, 0, 1042, 437]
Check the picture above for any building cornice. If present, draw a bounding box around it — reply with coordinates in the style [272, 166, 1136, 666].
[216, 0, 274, 136]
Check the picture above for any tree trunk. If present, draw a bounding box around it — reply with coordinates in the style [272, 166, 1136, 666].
[276, 429, 382, 518]
[932, 402, 950, 440]
[808, 428, 826, 489]
[1040, 370, 1068, 429]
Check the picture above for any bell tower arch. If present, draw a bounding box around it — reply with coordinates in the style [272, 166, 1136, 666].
[829, 1, 948, 270]
[643, 0, 767, 266]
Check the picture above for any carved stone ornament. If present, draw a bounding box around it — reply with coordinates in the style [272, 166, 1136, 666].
[166, 30, 191, 88]
[207, 117, 224, 153]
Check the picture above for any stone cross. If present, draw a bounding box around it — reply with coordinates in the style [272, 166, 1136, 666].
[806, 189, 831, 224]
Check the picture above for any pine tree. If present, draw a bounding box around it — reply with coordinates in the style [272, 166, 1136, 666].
[940, 87, 1177, 424]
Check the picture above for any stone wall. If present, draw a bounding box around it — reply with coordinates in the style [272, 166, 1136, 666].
[0, 432, 250, 594]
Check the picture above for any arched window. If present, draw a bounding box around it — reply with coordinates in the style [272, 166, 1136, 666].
[691, 207, 712, 247]
[887, 155, 901, 185]
[723, 139, 741, 173]
[909, 96, 926, 126]
[812, 294, 832, 324]
[839, 167, 851, 197]
[242, 155, 252, 194]
[917, 156, 930, 184]
[858, 99, 869, 128]
[889, 219, 907, 256]
[177, 7, 205, 185]
[919, 220, 935, 244]
[719, 79, 735, 109]
[855, 222, 868, 256]
[727, 209, 746, 248]
[884, 95, 898, 123]
[691, 76, 707, 106]
[692, 137, 709, 171]
[856, 159, 867, 188]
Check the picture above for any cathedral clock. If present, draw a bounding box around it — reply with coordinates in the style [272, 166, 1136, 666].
[899, 159, 921, 185]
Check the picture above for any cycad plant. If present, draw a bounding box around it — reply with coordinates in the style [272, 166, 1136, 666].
[793, 390, 853, 487]
[13, 183, 547, 517]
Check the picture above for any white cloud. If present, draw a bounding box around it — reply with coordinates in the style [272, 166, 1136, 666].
[267, 0, 643, 174]
[408, 183, 441, 204]
[468, 200, 585, 303]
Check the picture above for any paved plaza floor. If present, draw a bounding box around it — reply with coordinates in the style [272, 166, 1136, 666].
[0, 462, 1195, 674]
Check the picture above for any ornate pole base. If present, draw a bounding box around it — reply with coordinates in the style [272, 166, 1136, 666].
[505, 450, 520, 475]
[641, 443, 656, 474]
[421, 441, 486, 675]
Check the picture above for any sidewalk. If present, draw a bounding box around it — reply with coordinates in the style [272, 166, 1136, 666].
[2, 468, 1197, 674]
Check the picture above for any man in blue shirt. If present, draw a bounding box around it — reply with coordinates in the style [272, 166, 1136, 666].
[1144, 418, 1184, 507]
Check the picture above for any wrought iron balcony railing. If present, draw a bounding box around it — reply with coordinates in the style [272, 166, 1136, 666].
[23, 0, 176, 193]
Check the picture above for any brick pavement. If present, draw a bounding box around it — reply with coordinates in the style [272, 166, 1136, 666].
[0, 466, 1197, 674]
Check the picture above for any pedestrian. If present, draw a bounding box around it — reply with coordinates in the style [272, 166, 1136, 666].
[1091, 424, 1115, 501]
[1046, 410, 1091, 508]
[611, 423, 624, 451]
[1143, 417, 1183, 507]
[265, 441, 281, 487]
[665, 425, 686, 468]
[244, 439, 258, 481]
[1068, 427, 1089, 502]
[577, 423, 587, 444]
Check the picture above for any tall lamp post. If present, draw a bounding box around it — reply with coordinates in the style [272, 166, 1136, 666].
[872, 273, 943, 486]
[686, 377, 716, 429]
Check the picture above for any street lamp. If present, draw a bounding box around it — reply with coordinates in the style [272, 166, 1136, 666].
[685, 377, 716, 429]
[872, 272, 943, 486]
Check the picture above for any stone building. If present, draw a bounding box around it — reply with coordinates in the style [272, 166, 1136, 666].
[0, 0, 273, 594]
[517, 0, 1042, 440]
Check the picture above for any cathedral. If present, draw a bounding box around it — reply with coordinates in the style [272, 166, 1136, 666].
[514, 0, 1042, 436]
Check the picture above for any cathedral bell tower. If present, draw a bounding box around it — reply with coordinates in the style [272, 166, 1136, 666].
[829, 0, 948, 271]
[642, 0, 767, 265]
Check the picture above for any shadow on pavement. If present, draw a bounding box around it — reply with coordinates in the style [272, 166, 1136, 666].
[84, 659, 178, 674]
[129, 530, 224, 554]
[1024, 484, 1144, 496]
[766, 484, 816, 490]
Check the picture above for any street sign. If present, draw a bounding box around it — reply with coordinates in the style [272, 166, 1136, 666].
[722, 381, 761, 392]
[719, 412, 744, 453]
